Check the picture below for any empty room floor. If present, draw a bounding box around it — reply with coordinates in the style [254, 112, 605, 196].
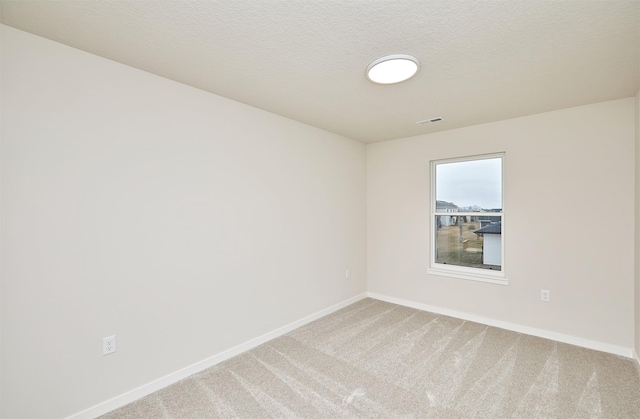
[102, 298, 640, 418]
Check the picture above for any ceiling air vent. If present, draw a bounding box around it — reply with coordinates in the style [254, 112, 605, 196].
[416, 117, 443, 125]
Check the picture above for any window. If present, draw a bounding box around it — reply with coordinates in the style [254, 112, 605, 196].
[428, 153, 505, 284]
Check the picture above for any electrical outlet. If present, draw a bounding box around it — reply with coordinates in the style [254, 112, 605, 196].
[103, 335, 116, 355]
[540, 290, 550, 302]
[345, 269, 350, 279]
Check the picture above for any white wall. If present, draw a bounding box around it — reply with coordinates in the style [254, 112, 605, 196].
[368, 98, 636, 351]
[635, 89, 640, 359]
[483, 234, 502, 266]
[0, 25, 367, 418]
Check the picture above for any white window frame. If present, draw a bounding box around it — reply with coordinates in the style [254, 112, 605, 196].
[427, 153, 507, 285]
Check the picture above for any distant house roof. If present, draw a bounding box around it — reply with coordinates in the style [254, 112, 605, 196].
[474, 222, 502, 235]
[478, 215, 501, 223]
[436, 200, 458, 210]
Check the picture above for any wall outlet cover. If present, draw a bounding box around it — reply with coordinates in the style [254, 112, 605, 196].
[103, 335, 116, 355]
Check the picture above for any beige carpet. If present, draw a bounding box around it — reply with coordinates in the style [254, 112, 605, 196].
[101, 298, 640, 418]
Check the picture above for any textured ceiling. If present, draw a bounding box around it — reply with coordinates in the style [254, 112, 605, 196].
[1, 0, 639, 143]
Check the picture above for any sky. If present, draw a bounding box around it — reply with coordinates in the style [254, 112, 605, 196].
[435, 157, 502, 209]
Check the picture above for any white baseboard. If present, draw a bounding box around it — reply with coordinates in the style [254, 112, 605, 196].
[69, 293, 368, 419]
[368, 292, 634, 359]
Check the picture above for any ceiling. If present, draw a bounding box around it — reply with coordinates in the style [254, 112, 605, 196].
[1, 0, 639, 143]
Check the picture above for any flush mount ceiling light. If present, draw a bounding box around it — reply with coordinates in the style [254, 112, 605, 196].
[366, 54, 420, 84]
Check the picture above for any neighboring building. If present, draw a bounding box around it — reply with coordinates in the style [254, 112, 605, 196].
[478, 212, 502, 228]
[474, 222, 502, 266]
[459, 205, 483, 212]
[436, 200, 458, 227]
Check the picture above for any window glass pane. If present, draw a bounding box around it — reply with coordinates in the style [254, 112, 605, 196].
[436, 158, 502, 211]
[435, 215, 502, 271]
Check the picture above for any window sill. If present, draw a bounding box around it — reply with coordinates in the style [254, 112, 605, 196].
[427, 267, 508, 285]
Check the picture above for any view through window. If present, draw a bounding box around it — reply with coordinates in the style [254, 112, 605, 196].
[432, 155, 503, 277]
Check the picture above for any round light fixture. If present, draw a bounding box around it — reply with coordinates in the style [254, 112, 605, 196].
[366, 54, 420, 84]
